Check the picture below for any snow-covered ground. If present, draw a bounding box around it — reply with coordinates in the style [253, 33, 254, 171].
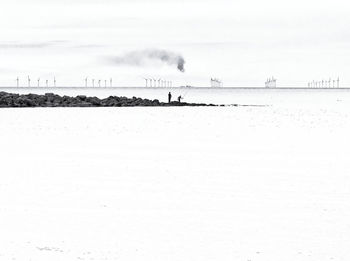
[0, 89, 350, 261]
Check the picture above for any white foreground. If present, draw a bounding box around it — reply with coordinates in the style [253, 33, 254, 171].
[0, 92, 350, 261]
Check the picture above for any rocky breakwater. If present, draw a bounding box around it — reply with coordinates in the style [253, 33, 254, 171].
[0, 92, 217, 108]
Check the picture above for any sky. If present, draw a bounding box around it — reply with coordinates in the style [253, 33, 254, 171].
[0, 0, 349, 87]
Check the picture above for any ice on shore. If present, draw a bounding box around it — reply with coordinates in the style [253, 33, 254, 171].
[0, 89, 349, 261]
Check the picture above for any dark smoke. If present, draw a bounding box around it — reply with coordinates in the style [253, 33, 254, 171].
[109, 49, 185, 72]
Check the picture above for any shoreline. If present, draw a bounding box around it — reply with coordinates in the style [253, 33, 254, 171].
[0, 91, 219, 108]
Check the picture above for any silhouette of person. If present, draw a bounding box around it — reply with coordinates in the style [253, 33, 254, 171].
[168, 92, 172, 103]
[178, 95, 182, 102]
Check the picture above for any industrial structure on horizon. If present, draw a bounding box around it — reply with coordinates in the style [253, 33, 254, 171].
[265, 77, 277, 88]
[211, 78, 223, 87]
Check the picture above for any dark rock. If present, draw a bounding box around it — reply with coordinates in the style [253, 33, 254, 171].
[77, 95, 87, 101]
[0, 91, 217, 108]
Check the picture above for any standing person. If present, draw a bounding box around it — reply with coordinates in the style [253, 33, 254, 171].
[178, 95, 182, 103]
[168, 92, 172, 103]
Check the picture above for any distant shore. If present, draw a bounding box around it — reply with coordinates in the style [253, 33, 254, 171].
[0, 92, 218, 108]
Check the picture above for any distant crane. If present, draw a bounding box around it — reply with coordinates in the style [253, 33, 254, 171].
[337, 77, 340, 88]
[143, 78, 148, 87]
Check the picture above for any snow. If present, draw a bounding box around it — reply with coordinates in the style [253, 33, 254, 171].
[0, 89, 350, 261]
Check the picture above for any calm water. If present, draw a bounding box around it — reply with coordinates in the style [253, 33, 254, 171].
[1, 87, 350, 107]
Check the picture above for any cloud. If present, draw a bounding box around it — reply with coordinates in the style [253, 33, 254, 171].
[0, 41, 67, 49]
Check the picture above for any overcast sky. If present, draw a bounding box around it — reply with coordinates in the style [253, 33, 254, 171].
[0, 0, 349, 87]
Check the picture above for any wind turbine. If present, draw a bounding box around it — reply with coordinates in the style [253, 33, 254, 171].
[143, 78, 148, 87]
[110, 78, 113, 87]
[46, 80, 49, 88]
[337, 77, 340, 88]
[153, 78, 157, 88]
[333, 80, 335, 88]
[16, 77, 19, 87]
[37, 78, 40, 87]
[158, 79, 161, 87]
[85, 77, 88, 87]
[28, 76, 31, 87]
[92, 79, 95, 88]
[105, 80, 107, 88]
[98, 80, 101, 88]
[54, 77, 56, 87]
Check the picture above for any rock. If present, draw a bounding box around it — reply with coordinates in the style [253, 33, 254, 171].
[0, 92, 217, 108]
[77, 95, 87, 101]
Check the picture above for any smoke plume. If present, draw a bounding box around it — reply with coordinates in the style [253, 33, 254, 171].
[109, 49, 185, 72]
